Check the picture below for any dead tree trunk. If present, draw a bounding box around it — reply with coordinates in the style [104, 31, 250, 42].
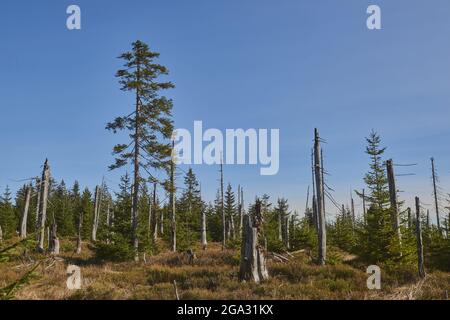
[239, 201, 269, 283]
[76, 209, 83, 254]
[314, 129, 326, 265]
[415, 197, 426, 279]
[0, 224, 3, 242]
[362, 188, 366, 224]
[239, 187, 244, 236]
[92, 186, 100, 241]
[200, 203, 207, 250]
[407, 207, 412, 229]
[35, 177, 41, 229]
[386, 159, 402, 251]
[278, 209, 283, 242]
[20, 184, 32, 238]
[284, 215, 290, 249]
[49, 223, 60, 255]
[351, 195, 355, 224]
[151, 182, 158, 243]
[170, 142, 176, 252]
[36, 159, 50, 252]
[431, 157, 441, 231]
[220, 155, 226, 250]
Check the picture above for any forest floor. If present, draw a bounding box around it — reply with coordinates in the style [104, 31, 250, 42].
[0, 240, 448, 300]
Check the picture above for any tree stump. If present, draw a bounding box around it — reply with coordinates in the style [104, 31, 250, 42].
[239, 201, 269, 283]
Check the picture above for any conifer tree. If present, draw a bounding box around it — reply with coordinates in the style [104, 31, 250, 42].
[106, 40, 174, 260]
[0, 187, 16, 239]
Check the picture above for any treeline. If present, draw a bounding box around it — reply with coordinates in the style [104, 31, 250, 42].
[0, 39, 449, 278]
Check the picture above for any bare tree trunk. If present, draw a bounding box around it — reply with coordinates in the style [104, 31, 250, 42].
[407, 207, 412, 229]
[278, 209, 283, 242]
[431, 157, 441, 232]
[106, 202, 111, 245]
[362, 188, 366, 224]
[35, 178, 41, 231]
[49, 223, 60, 255]
[415, 197, 426, 279]
[20, 184, 32, 238]
[240, 187, 244, 236]
[152, 182, 158, 243]
[76, 209, 83, 254]
[239, 201, 269, 283]
[0, 224, 3, 242]
[170, 141, 176, 252]
[386, 159, 402, 250]
[284, 215, 290, 249]
[92, 186, 101, 241]
[220, 155, 225, 250]
[200, 203, 207, 250]
[314, 129, 326, 265]
[37, 159, 50, 252]
[351, 195, 355, 223]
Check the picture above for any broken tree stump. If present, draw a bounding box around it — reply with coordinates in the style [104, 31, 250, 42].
[239, 200, 269, 283]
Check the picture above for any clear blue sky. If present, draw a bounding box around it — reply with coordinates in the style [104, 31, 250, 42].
[1, 0, 450, 221]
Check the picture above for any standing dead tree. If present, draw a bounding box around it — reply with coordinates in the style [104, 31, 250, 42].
[36, 159, 50, 253]
[415, 197, 426, 279]
[200, 184, 207, 250]
[239, 200, 269, 283]
[170, 140, 177, 252]
[76, 208, 83, 254]
[430, 157, 441, 232]
[150, 182, 158, 243]
[313, 129, 326, 265]
[91, 185, 101, 241]
[386, 159, 402, 250]
[19, 184, 32, 238]
[220, 155, 226, 250]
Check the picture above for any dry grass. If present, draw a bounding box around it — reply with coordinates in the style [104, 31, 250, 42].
[0, 240, 448, 300]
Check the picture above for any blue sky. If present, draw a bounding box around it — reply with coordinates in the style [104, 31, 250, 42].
[1, 0, 450, 221]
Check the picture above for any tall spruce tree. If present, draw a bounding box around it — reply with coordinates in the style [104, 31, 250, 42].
[0, 186, 16, 239]
[106, 40, 174, 260]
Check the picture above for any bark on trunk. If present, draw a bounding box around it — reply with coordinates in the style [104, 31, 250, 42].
[170, 141, 176, 252]
[92, 186, 100, 241]
[239, 201, 269, 283]
[415, 197, 426, 279]
[37, 159, 50, 252]
[76, 209, 83, 254]
[314, 129, 326, 265]
[200, 202, 207, 250]
[20, 184, 32, 238]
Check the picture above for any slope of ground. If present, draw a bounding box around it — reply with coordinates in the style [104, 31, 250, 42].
[0, 240, 448, 300]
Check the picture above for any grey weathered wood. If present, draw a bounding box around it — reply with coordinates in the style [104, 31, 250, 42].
[314, 129, 326, 265]
[92, 186, 100, 241]
[49, 223, 60, 255]
[220, 155, 225, 250]
[76, 209, 83, 254]
[35, 178, 41, 229]
[351, 195, 355, 223]
[362, 188, 366, 224]
[284, 215, 290, 249]
[20, 184, 32, 238]
[152, 183, 158, 243]
[200, 185, 207, 250]
[170, 141, 177, 252]
[239, 201, 269, 283]
[386, 159, 402, 249]
[37, 159, 50, 252]
[430, 157, 441, 231]
[415, 197, 426, 279]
